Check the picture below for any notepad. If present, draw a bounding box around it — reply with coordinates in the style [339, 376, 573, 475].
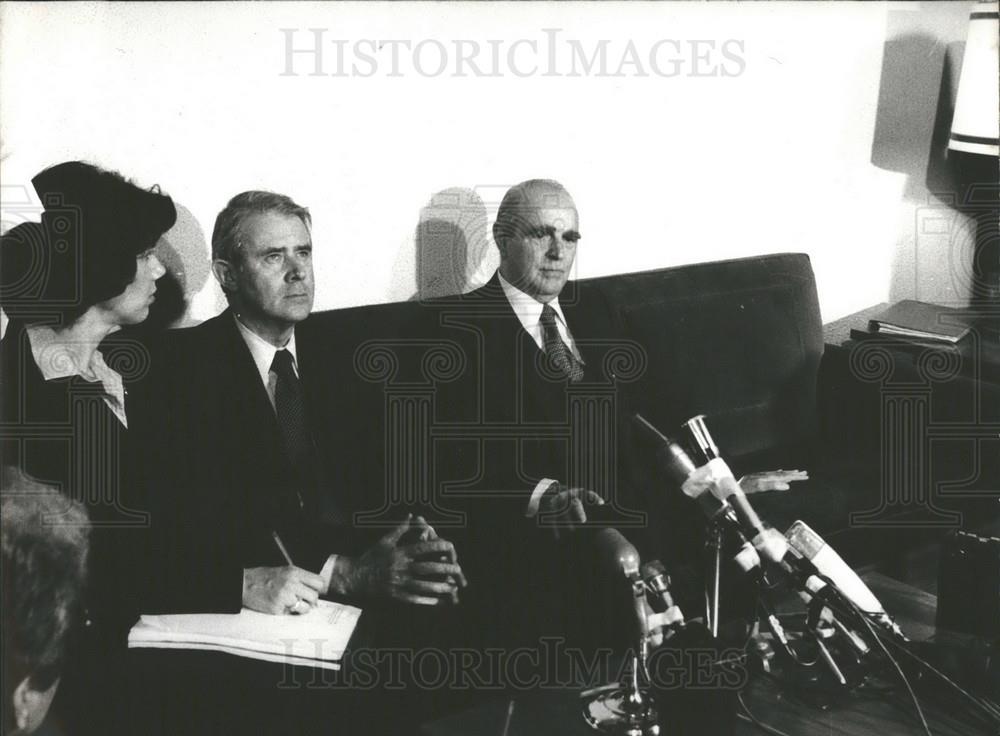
[867, 300, 971, 344]
[128, 600, 362, 671]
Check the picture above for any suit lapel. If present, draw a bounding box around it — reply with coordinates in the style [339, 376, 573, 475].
[207, 311, 297, 501]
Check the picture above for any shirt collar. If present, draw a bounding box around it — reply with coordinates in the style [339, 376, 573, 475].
[26, 324, 108, 381]
[26, 323, 129, 427]
[497, 270, 569, 334]
[233, 314, 298, 386]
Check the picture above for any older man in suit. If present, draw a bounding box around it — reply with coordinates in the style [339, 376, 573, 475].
[418, 179, 657, 656]
[144, 191, 466, 618]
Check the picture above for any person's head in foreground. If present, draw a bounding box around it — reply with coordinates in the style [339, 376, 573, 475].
[1, 468, 90, 735]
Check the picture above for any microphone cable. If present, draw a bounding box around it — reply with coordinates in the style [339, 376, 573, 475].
[818, 577, 1000, 727]
[735, 690, 793, 736]
[850, 601, 1000, 728]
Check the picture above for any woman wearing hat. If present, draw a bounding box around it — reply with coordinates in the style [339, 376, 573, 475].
[0, 161, 176, 734]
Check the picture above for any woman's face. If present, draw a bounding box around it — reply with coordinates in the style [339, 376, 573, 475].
[100, 248, 166, 326]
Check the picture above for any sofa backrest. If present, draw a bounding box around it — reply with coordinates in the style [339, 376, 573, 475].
[588, 253, 824, 460]
[306, 252, 824, 464]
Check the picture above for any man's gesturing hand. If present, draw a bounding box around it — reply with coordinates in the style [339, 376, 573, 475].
[537, 485, 604, 541]
[242, 566, 325, 615]
[739, 470, 809, 495]
[332, 515, 468, 605]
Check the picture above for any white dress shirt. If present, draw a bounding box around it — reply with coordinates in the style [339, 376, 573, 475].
[232, 314, 337, 595]
[233, 314, 299, 407]
[497, 271, 583, 360]
[494, 274, 586, 516]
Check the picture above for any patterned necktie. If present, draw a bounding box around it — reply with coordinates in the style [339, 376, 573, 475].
[540, 303, 584, 383]
[270, 349, 317, 500]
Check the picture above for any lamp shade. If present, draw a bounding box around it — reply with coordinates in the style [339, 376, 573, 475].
[949, 1, 999, 156]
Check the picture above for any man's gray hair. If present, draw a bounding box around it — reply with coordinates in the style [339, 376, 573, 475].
[211, 190, 312, 264]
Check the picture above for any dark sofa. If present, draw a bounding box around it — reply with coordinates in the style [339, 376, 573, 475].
[305, 252, 995, 569]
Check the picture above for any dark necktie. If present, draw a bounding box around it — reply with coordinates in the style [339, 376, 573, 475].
[540, 303, 584, 383]
[270, 349, 317, 498]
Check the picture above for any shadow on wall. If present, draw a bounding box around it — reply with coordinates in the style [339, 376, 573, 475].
[870, 4, 997, 306]
[870, 33, 961, 197]
[871, 28, 970, 305]
[410, 187, 498, 302]
[143, 202, 212, 329]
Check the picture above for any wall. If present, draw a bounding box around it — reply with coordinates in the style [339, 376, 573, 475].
[0, 1, 977, 328]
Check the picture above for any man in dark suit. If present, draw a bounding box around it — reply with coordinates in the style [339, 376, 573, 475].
[143, 191, 466, 617]
[422, 179, 653, 654]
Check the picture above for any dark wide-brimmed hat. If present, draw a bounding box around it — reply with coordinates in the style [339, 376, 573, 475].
[1, 161, 176, 324]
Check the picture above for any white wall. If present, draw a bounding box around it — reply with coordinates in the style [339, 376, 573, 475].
[0, 1, 976, 327]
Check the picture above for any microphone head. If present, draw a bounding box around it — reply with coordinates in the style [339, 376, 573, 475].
[641, 560, 670, 591]
[785, 520, 823, 559]
[594, 528, 640, 578]
[632, 413, 696, 486]
[658, 442, 697, 486]
[680, 414, 720, 464]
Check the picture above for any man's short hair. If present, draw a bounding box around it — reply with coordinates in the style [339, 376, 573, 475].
[493, 179, 576, 244]
[1, 470, 89, 693]
[210, 190, 312, 265]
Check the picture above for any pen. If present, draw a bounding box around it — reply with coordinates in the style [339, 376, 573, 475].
[271, 531, 294, 566]
[500, 699, 515, 736]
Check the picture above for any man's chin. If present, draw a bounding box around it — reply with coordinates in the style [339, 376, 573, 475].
[531, 281, 567, 301]
[279, 300, 314, 322]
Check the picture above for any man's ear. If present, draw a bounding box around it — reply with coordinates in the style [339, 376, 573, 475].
[212, 259, 237, 293]
[492, 223, 506, 259]
[12, 675, 59, 734]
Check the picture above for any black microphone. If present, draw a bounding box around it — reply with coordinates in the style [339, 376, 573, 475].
[641, 560, 685, 633]
[632, 413, 729, 521]
[641, 560, 675, 612]
[678, 415, 775, 555]
[595, 527, 641, 579]
[595, 528, 649, 645]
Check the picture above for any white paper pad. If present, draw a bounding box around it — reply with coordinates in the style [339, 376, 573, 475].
[128, 600, 362, 671]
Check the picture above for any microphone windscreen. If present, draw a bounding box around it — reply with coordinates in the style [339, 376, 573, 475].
[594, 528, 640, 577]
[705, 462, 740, 502]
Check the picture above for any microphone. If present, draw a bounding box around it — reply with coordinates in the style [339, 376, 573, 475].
[641, 560, 685, 632]
[785, 521, 905, 639]
[678, 416, 790, 568]
[595, 527, 641, 579]
[632, 413, 729, 521]
[632, 414, 768, 578]
[704, 463, 770, 550]
[594, 528, 652, 653]
[683, 413, 769, 546]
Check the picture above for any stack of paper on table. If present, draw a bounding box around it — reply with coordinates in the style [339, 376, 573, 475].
[867, 300, 971, 344]
[128, 600, 362, 671]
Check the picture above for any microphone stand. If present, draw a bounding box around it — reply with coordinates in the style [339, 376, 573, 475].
[581, 572, 660, 736]
[706, 520, 724, 639]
